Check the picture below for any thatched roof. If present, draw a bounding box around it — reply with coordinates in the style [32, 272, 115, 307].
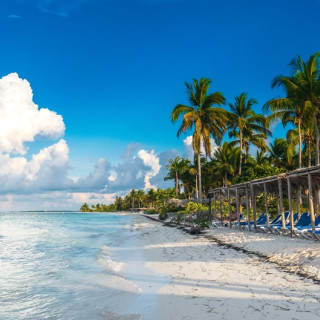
[208, 165, 320, 198]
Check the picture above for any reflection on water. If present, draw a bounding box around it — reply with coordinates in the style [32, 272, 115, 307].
[0, 212, 144, 320]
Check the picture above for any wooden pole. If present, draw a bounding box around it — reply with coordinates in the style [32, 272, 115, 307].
[308, 173, 316, 232]
[209, 195, 212, 218]
[264, 183, 270, 228]
[246, 184, 251, 231]
[250, 184, 257, 231]
[228, 188, 232, 228]
[219, 190, 223, 226]
[296, 187, 301, 215]
[236, 188, 240, 230]
[287, 177, 294, 237]
[278, 178, 286, 234]
[213, 192, 216, 221]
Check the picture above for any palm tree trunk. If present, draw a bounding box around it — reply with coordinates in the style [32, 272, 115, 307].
[298, 118, 302, 168]
[314, 114, 319, 165]
[195, 175, 198, 199]
[239, 130, 243, 175]
[197, 152, 202, 203]
[175, 172, 179, 197]
[225, 172, 228, 188]
[308, 141, 312, 167]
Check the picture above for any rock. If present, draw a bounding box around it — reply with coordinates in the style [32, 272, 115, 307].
[190, 226, 201, 234]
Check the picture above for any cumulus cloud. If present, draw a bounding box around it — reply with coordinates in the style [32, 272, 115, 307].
[137, 149, 161, 189]
[0, 139, 73, 193]
[0, 73, 65, 155]
[0, 73, 183, 209]
[183, 135, 218, 159]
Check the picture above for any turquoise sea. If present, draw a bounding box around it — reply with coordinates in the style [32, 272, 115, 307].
[0, 212, 161, 320]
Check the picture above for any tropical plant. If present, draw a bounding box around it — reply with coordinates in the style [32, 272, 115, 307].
[211, 142, 239, 187]
[165, 157, 189, 196]
[266, 52, 320, 165]
[268, 138, 288, 168]
[171, 78, 227, 202]
[228, 92, 270, 174]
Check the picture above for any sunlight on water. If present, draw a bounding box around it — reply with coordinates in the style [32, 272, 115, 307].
[0, 212, 142, 320]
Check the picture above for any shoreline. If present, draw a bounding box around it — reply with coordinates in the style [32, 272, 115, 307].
[128, 214, 320, 319]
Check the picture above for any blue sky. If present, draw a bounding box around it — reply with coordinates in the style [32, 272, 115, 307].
[0, 0, 319, 209]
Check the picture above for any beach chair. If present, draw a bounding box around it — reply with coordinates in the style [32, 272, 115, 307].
[232, 213, 244, 228]
[242, 213, 268, 230]
[258, 212, 289, 233]
[271, 213, 299, 234]
[297, 215, 320, 239]
[277, 213, 311, 237]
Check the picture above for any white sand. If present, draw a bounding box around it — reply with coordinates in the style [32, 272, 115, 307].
[130, 215, 320, 320]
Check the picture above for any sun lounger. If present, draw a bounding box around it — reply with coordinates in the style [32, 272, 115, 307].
[271, 213, 299, 234]
[258, 212, 289, 232]
[297, 215, 320, 239]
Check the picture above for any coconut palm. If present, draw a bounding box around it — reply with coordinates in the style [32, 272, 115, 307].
[266, 52, 320, 165]
[228, 93, 270, 175]
[264, 78, 313, 169]
[165, 157, 189, 196]
[211, 142, 239, 187]
[268, 138, 288, 169]
[171, 78, 227, 202]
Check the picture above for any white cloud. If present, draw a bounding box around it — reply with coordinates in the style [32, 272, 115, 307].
[137, 149, 161, 189]
[0, 73, 183, 209]
[0, 139, 72, 193]
[0, 73, 65, 155]
[183, 135, 217, 160]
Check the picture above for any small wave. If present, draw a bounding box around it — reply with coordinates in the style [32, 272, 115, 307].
[98, 246, 125, 273]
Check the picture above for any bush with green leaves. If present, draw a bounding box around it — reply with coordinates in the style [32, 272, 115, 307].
[185, 202, 209, 213]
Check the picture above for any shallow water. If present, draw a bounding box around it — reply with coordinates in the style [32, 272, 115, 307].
[0, 212, 159, 320]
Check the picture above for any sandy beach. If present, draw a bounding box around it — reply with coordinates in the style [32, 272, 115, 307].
[125, 214, 320, 320]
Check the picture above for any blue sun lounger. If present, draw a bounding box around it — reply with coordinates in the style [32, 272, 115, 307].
[258, 212, 290, 232]
[270, 213, 299, 234]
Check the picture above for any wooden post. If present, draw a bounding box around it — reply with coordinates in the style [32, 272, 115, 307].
[264, 183, 270, 228]
[296, 187, 301, 215]
[246, 184, 251, 231]
[250, 184, 257, 230]
[228, 188, 232, 228]
[213, 192, 216, 221]
[219, 190, 223, 226]
[308, 173, 316, 232]
[287, 177, 294, 237]
[278, 178, 286, 234]
[236, 188, 240, 230]
[209, 195, 212, 218]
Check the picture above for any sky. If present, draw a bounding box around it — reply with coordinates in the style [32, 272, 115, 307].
[0, 0, 319, 210]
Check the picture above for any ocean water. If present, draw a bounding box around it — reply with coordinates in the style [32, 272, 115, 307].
[0, 212, 163, 320]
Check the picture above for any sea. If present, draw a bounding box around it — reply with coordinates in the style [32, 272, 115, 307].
[0, 212, 166, 320]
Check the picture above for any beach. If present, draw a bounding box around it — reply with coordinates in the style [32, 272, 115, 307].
[2, 212, 320, 320]
[128, 214, 320, 320]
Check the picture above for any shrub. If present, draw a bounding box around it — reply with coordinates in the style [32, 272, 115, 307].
[185, 202, 209, 213]
[159, 212, 168, 220]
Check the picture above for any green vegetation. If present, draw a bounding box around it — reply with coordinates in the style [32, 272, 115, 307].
[82, 52, 320, 218]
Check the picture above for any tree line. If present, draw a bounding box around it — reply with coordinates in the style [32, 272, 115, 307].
[81, 52, 320, 212]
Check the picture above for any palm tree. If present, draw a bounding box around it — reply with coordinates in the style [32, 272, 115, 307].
[211, 142, 239, 187]
[264, 78, 313, 169]
[268, 138, 288, 169]
[266, 52, 320, 165]
[129, 189, 137, 209]
[228, 93, 270, 175]
[171, 78, 227, 202]
[136, 190, 145, 208]
[165, 157, 189, 197]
